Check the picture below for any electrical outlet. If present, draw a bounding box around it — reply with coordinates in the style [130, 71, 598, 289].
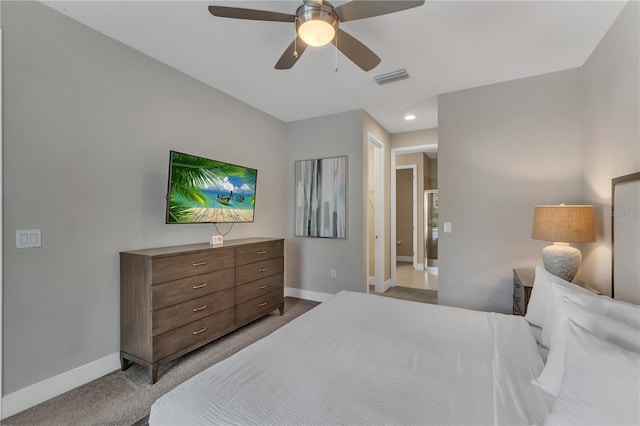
[330, 269, 337, 279]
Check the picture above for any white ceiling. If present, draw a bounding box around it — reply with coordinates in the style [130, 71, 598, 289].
[42, 0, 626, 134]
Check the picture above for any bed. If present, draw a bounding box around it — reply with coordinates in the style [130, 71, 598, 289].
[150, 291, 550, 425]
[150, 175, 639, 425]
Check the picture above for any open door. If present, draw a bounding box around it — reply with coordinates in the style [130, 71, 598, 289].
[367, 135, 386, 293]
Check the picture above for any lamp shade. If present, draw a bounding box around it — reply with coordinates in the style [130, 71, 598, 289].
[531, 205, 596, 243]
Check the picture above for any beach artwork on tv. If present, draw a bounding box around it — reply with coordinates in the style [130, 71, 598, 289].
[167, 151, 257, 223]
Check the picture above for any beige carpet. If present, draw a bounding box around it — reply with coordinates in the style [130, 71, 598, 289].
[3, 297, 319, 426]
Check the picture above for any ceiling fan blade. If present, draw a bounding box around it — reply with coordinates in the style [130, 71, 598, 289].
[331, 29, 381, 71]
[208, 6, 295, 22]
[335, 1, 425, 23]
[275, 37, 308, 70]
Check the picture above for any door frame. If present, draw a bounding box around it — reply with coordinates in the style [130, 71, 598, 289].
[395, 165, 417, 269]
[366, 133, 386, 293]
[390, 144, 438, 286]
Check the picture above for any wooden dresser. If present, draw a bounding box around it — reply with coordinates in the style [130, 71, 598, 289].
[120, 237, 284, 383]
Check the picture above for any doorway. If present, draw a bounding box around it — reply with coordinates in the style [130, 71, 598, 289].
[425, 190, 438, 268]
[391, 144, 438, 292]
[423, 190, 439, 290]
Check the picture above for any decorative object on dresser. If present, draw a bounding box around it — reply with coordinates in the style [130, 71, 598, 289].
[120, 237, 284, 383]
[531, 204, 596, 281]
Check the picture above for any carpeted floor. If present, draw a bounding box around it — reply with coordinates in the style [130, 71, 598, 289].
[370, 285, 438, 305]
[2, 297, 319, 426]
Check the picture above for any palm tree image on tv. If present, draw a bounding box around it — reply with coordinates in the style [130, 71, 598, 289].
[167, 151, 257, 223]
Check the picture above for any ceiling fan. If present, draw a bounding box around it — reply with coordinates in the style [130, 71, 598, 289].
[208, 0, 425, 71]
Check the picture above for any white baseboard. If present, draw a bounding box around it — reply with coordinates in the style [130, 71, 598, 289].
[284, 287, 333, 303]
[1, 352, 120, 419]
[416, 263, 424, 271]
[396, 256, 413, 263]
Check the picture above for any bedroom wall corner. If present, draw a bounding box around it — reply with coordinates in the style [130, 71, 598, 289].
[438, 68, 584, 313]
[284, 110, 365, 295]
[580, 0, 640, 296]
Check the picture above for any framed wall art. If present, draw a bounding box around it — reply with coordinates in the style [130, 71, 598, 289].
[295, 156, 347, 238]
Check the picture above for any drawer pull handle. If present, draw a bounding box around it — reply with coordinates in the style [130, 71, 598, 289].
[192, 305, 207, 312]
[192, 327, 207, 335]
[192, 283, 207, 289]
[257, 284, 268, 290]
[258, 301, 268, 307]
[257, 250, 268, 255]
[258, 267, 268, 272]
[192, 261, 207, 267]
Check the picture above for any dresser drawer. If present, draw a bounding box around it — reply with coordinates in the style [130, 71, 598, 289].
[152, 288, 235, 336]
[235, 289, 283, 325]
[236, 257, 284, 286]
[153, 307, 234, 361]
[151, 248, 234, 284]
[151, 268, 234, 310]
[235, 240, 284, 266]
[236, 273, 284, 305]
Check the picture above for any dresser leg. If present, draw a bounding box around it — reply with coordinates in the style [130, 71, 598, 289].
[120, 353, 130, 371]
[279, 302, 285, 316]
[148, 363, 159, 384]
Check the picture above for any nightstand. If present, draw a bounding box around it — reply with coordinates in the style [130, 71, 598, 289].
[512, 267, 602, 316]
[513, 268, 534, 316]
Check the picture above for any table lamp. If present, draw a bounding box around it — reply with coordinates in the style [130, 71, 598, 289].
[531, 204, 596, 282]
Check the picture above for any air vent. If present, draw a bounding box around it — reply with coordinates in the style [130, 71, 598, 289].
[372, 69, 409, 85]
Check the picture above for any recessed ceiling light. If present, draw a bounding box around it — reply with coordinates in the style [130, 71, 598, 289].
[404, 114, 416, 121]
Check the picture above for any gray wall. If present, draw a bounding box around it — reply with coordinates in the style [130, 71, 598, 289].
[581, 1, 640, 295]
[285, 111, 365, 295]
[438, 69, 584, 313]
[2, 1, 287, 394]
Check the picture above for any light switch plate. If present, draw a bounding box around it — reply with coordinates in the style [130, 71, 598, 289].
[16, 229, 41, 248]
[443, 222, 452, 233]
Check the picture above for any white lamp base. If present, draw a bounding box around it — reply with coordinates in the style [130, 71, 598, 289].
[541, 243, 582, 282]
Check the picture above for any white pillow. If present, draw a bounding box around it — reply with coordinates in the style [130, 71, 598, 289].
[544, 321, 640, 425]
[524, 266, 592, 330]
[541, 281, 640, 348]
[533, 293, 640, 396]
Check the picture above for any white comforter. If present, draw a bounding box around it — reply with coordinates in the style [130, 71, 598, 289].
[150, 291, 549, 425]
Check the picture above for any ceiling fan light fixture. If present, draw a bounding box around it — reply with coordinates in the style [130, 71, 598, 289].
[296, 3, 338, 47]
[298, 20, 335, 46]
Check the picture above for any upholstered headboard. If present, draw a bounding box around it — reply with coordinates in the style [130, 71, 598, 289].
[611, 172, 640, 303]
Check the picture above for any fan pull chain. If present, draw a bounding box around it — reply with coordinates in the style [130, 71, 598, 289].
[334, 32, 338, 72]
[293, 18, 299, 58]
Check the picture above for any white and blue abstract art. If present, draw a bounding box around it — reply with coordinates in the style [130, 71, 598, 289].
[295, 156, 347, 238]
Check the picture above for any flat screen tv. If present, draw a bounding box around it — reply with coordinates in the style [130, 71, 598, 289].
[166, 150, 257, 224]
